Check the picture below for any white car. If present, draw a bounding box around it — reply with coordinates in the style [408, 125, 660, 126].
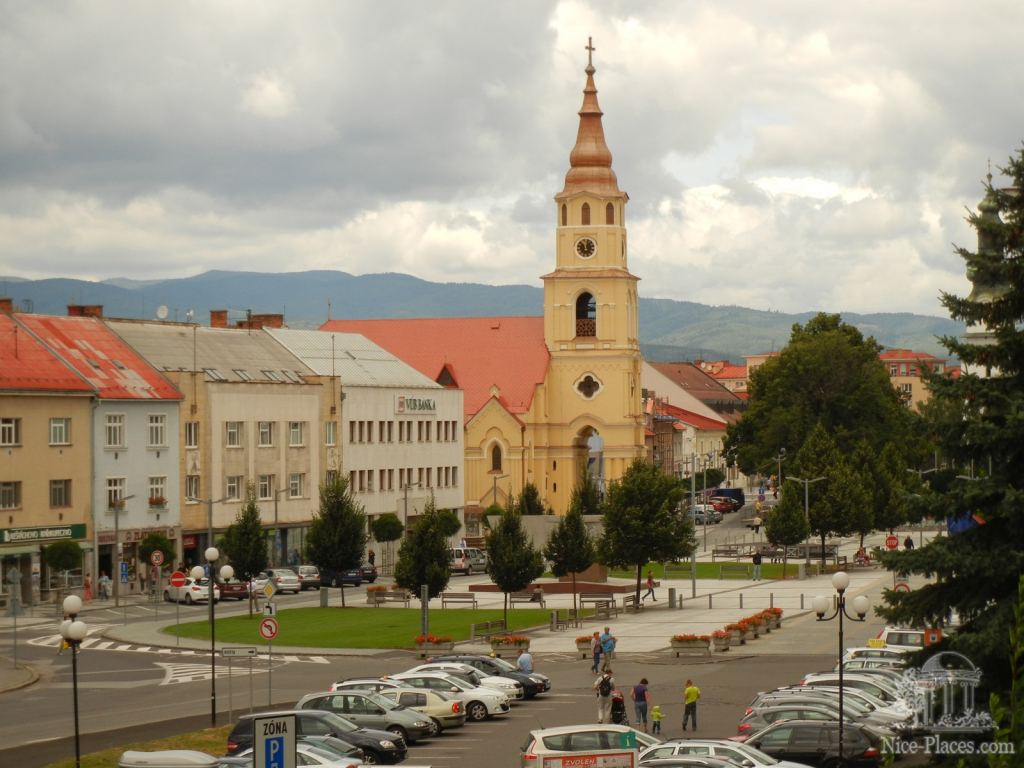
[406, 662, 525, 700]
[839, 646, 909, 665]
[163, 577, 220, 604]
[521, 724, 660, 768]
[237, 741, 358, 767]
[388, 671, 511, 721]
[640, 738, 814, 768]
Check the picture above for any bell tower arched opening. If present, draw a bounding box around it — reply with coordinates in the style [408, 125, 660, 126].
[575, 292, 596, 337]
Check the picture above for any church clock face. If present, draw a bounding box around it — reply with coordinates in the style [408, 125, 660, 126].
[575, 237, 597, 259]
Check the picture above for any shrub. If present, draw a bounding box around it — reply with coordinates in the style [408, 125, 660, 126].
[491, 635, 530, 646]
[725, 622, 744, 632]
[415, 634, 452, 645]
[764, 607, 783, 616]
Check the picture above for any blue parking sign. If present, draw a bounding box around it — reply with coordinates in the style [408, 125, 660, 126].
[119, 561, 129, 584]
[265, 736, 284, 768]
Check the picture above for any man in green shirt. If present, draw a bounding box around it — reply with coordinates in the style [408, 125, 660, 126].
[683, 679, 701, 731]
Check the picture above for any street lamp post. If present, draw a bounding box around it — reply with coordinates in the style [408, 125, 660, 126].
[908, 467, 939, 547]
[785, 475, 826, 565]
[60, 594, 88, 768]
[812, 572, 870, 764]
[186, 494, 227, 561]
[490, 473, 509, 508]
[191, 550, 231, 727]
[110, 494, 136, 608]
[775, 448, 786, 493]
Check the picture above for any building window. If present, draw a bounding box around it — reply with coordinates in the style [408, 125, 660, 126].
[185, 475, 200, 502]
[325, 421, 337, 447]
[349, 421, 356, 443]
[289, 421, 305, 447]
[575, 292, 596, 337]
[233, 369, 252, 382]
[148, 414, 167, 448]
[258, 474, 274, 500]
[378, 421, 386, 442]
[225, 421, 242, 447]
[581, 202, 590, 225]
[50, 479, 71, 508]
[258, 421, 274, 447]
[104, 414, 125, 448]
[900, 383, 913, 394]
[326, 469, 338, 485]
[225, 475, 242, 500]
[491, 445, 502, 472]
[289, 473, 304, 498]
[561, 204, 567, 226]
[106, 477, 127, 509]
[606, 202, 614, 224]
[261, 370, 283, 382]
[49, 417, 71, 445]
[899, 363, 908, 376]
[452, 466, 458, 487]
[185, 421, 199, 448]
[148, 476, 167, 505]
[0, 481, 21, 509]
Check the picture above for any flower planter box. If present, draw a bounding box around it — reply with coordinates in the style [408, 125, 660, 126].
[711, 637, 730, 653]
[728, 628, 743, 645]
[741, 629, 754, 643]
[416, 641, 454, 658]
[670, 639, 711, 658]
[575, 640, 592, 659]
[491, 640, 530, 656]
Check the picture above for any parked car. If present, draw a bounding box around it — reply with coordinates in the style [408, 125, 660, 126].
[448, 547, 487, 575]
[163, 577, 220, 604]
[359, 562, 378, 582]
[118, 751, 221, 768]
[747, 686, 910, 725]
[691, 504, 722, 524]
[800, 673, 904, 707]
[733, 721, 884, 767]
[406, 662, 524, 700]
[836, 658, 906, 674]
[713, 488, 746, 509]
[215, 578, 249, 601]
[737, 704, 856, 737]
[639, 758, 736, 768]
[225, 709, 407, 764]
[429, 653, 552, 697]
[320, 568, 363, 587]
[374, 686, 467, 735]
[388, 671, 511, 721]
[252, 568, 301, 594]
[296, 565, 322, 590]
[520, 724, 660, 768]
[296, 690, 433, 744]
[639, 737, 814, 767]
[875, 626, 927, 651]
[839, 646, 909, 665]
[709, 496, 743, 513]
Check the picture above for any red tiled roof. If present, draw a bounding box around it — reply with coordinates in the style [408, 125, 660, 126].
[658, 400, 727, 431]
[710, 364, 747, 379]
[18, 315, 182, 400]
[321, 316, 548, 417]
[0, 314, 92, 393]
[879, 349, 940, 361]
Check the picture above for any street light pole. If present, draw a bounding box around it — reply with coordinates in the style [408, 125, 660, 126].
[60, 595, 88, 768]
[775, 448, 786, 492]
[812, 572, 869, 764]
[403, 480, 424, 532]
[908, 466, 939, 547]
[110, 494, 136, 608]
[785, 476, 826, 566]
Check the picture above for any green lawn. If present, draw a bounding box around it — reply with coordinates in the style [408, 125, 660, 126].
[46, 726, 231, 768]
[165, 607, 549, 648]
[608, 561, 800, 580]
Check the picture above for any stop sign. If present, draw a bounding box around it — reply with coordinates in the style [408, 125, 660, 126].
[885, 535, 899, 550]
[170, 570, 187, 588]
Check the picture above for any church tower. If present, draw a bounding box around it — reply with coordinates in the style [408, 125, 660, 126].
[541, 40, 645, 506]
[963, 170, 1008, 378]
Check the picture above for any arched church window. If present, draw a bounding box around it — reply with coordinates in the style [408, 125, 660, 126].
[575, 292, 596, 337]
[561, 204, 567, 226]
[606, 202, 614, 224]
[581, 202, 590, 225]
[491, 444, 502, 472]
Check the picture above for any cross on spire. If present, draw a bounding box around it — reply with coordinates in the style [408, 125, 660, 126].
[586, 37, 596, 68]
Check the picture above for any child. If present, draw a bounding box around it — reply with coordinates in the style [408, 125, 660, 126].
[650, 704, 662, 735]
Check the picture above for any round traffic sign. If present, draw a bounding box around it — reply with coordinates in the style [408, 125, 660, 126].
[885, 535, 899, 551]
[170, 570, 186, 588]
[259, 617, 279, 641]
[150, 550, 165, 567]
[894, 581, 911, 593]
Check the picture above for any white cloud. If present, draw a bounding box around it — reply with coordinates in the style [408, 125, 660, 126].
[240, 74, 295, 119]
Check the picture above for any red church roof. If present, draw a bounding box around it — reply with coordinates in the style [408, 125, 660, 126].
[18, 315, 182, 400]
[0, 313, 92, 393]
[659, 400, 727, 431]
[321, 316, 549, 417]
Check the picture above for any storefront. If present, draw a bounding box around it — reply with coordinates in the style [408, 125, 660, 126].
[97, 525, 179, 594]
[1, 523, 91, 607]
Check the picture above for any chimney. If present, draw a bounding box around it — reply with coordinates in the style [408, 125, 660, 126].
[0, 298, 12, 314]
[68, 304, 103, 317]
[249, 313, 284, 330]
[210, 310, 228, 328]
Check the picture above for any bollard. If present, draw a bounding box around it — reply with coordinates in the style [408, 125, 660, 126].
[708, 593, 713, 609]
[740, 593, 743, 609]
[319, 588, 328, 608]
[668, 587, 677, 610]
[770, 592, 774, 608]
[801, 593, 804, 609]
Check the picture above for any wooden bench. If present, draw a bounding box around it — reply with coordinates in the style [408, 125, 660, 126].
[622, 594, 643, 613]
[441, 591, 478, 608]
[369, 590, 412, 607]
[549, 608, 580, 631]
[470, 619, 506, 640]
[712, 546, 744, 562]
[580, 592, 619, 618]
[720, 563, 750, 579]
[510, 590, 546, 608]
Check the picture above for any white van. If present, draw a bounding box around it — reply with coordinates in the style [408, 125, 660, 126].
[876, 626, 928, 651]
[449, 547, 487, 575]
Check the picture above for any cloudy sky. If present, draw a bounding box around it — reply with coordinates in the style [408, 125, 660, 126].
[1, 1, 1021, 316]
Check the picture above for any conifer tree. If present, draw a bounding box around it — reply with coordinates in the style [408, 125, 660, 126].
[221, 483, 268, 615]
[764, 483, 809, 579]
[544, 477, 597, 611]
[394, 498, 452, 600]
[487, 508, 544, 622]
[307, 475, 368, 607]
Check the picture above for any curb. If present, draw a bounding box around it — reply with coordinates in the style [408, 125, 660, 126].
[0, 661, 40, 694]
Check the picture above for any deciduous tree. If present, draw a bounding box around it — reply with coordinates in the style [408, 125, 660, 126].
[764, 484, 809, 579]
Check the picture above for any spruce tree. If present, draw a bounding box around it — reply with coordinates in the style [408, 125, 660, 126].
[544, 480, 597, 611]
[519, 483, 546, 515]
[221, 483, 268, 615]
[393, 498, 452, 600]
[878, 149, 1024, 700]
[306, 475, 368, 607]
[764, 484, 809, 579]
[487, 508, 544, 623]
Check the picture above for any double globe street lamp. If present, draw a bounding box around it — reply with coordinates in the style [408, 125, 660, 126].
[812, 571, 870, 764]
[191, 547, 234, 727]
[61, 594, 89, 768]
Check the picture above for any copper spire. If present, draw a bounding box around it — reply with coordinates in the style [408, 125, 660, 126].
[557, 38, 624, 199]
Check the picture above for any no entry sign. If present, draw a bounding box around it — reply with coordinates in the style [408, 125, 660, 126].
[170, 570, 186, 588]
[885, 535, 899, 550]
[259, 617, 279, 641]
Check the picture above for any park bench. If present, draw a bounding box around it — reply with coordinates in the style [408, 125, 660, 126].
[712, 546, 744, 561]
[470, 619, 506, 640]
[549, 608, 580, 631]
[441, 591, 478, 608]
[580, 592, 619, 618]
[720, 563, 750, 579]
[510, 589, 546, 608]
[621, 594, 643, 613]
[369, 590, 412, 607]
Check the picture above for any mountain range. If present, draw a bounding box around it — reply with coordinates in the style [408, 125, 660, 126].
[0, 270, 962, 363]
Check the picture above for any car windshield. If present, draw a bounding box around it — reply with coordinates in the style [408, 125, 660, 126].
[434, 675, 473, 692]
[487, 657, 516, 672]
[316, 711, 359, 733]
[364, 691, 398, 711]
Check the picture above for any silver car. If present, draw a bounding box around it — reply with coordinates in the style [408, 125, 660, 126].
[254, 568, 301, 594]
[639, 738, 814, 768]
[297, 690, 433, 744]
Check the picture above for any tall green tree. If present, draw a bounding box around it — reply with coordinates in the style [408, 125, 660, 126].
[764, 483, 809, 579]
[221, 483, 268, 615]
[544, 491, 596, 612]
[487, 509, 545, 622]
[518, 483, 546, 515]
[370, 512, 404, 573]
[572, 471, 602, 516]
[599, 459, 692, 602]
[879, 149, 1024, 701]
[725, 313, 920, 477]
[875, 443, 911, 533]
[306, 476, 368, 607]
[394, 498, 452, 600]
[848, 440, 879, 546]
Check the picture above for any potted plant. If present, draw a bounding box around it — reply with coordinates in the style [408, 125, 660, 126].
[366, 584, 387, 604]
[736, 619, 756, 643]
[148, 495, 167, 509]
[575, 635, 594, 659]
[725, 622, 745, 644]
[711, 629, 731, 652]
[763, 607, 783, 629]
[669, 633, 711, 657]
[490, 634, 531, 655]
[745, 614, 764, 637]
[415, 633, 454, 657]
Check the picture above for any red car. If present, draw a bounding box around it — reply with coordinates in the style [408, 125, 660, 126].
[216, 578, 250, 600]
[710, 496, 742, 513]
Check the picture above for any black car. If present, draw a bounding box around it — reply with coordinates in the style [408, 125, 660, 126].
[360, 562, 379, 582]
[320, 567, 363, 587]
[226, 709, 407, 764]
[430, 653, 551, 698]
[739, 720, 884, 767]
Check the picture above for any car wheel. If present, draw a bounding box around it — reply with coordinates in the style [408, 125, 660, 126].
[185, 593, 194, 605]
[427, 717, 441, 737]
[163, 590, 172, 603]
[386, 725, 409, 743]
[466, 701, 488, 721]
[361, 749, 380, 764]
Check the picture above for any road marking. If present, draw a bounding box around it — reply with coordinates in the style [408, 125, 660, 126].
[26, 632, 327, 663]
[156, 661, 271, 686]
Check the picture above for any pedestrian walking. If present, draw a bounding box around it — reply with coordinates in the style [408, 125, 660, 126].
[516, 648, 534, 674]
[83, 575, 93, 603]
[590, 631, 602, 673]
[98, 571, 112, 600]
[594, 669, 615, 724]
[904, 536, 914, 550]
[752, 551, 762, 581]
[631, 677, 651, 733]
[599, 626, 617, 672]
[682, 679, 701, 731]
[643, 571, 656, 602]
[752, 515, 762, 535]
[650, 704, 662, 735]
[368, 549, 376, 566]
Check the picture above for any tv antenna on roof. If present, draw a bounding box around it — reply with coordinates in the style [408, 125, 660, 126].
[155, 304, 169, 321]
[184, 309, 194, 323]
